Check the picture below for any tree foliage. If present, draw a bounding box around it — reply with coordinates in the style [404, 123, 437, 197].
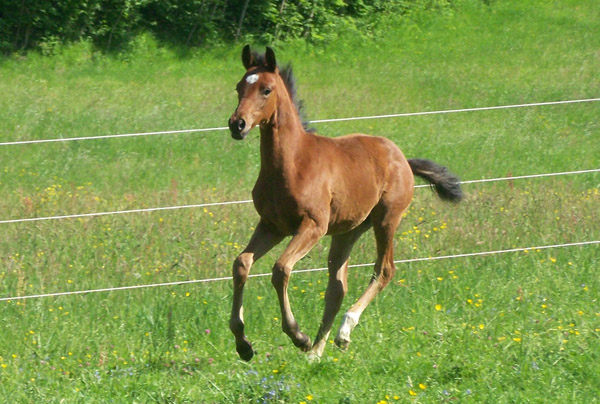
[0, 0, 458, 53]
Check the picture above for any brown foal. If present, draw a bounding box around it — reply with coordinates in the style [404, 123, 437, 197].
[228, 45, 462, 361]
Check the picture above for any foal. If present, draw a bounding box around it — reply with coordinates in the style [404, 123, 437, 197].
[228, 46, 462, 361]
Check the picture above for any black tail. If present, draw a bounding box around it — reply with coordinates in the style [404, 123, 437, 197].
[408, 158, 463, 202]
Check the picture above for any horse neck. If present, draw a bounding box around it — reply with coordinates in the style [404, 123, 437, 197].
[259, 84, 306, 174]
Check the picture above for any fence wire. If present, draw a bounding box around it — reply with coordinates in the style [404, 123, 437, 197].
[1, 97, 598, 147]
[2, 168, 599, 225]
[1, 240, 597, 302]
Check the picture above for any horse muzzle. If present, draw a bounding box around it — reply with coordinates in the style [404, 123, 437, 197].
[229, 117, 249, 140]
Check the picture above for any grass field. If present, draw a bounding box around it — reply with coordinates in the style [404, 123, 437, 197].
[1, 0, 599, 402]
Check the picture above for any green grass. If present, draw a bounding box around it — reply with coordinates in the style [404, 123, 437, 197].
[1, 0, 600, 402]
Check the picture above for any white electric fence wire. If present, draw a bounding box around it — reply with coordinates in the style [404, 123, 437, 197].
[458, 168, 600, 185]
[1, 168, 599, 225]
[0, 199, 254, 224]
[1, 240, 597, 302]
[309, 98, 600, 124]
[1, 98, 598, 146]
[0, 127, 227, 146]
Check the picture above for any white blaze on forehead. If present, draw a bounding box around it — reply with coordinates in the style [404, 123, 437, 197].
[245, 74, 259, 84]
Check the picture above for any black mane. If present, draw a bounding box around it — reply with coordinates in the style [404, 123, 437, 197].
[249, 51, 314, 132]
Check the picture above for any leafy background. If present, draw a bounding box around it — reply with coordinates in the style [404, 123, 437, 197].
[1, 0, 464, 53]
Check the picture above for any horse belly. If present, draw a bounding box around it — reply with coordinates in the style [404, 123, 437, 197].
[326, 186, 379, 235]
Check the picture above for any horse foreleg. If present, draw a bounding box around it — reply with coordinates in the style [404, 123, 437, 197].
[230, 221, 283, 361]
[272, 218, 326, 352]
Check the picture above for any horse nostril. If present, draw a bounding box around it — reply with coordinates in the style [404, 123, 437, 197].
[237, 119, 246, 132]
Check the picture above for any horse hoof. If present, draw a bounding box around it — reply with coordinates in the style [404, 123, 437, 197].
[306, 351, 321, 363]
[334, 336, 351, 351]
[236, 341, 255, 361]
[293, 333, 312, 352]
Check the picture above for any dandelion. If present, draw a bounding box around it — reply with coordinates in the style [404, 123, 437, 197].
[435, 304, 442, 311]
[419, 383, 426, 390]
[306, 394, 314, 401]
[409, 390, 417, 396]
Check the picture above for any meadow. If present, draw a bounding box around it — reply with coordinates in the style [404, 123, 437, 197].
[1, 0, 599, 402]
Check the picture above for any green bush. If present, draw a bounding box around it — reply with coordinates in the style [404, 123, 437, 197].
[0, 0, 146, 53]
[0, 0, 463, 54]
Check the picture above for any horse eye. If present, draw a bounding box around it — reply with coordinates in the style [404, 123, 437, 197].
[263, 88, 272, 96]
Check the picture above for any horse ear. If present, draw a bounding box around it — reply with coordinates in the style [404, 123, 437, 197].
[242, 44, 254, 70]
[265, 47, 277, 72]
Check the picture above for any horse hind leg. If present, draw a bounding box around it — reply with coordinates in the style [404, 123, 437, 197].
[335, 203, 405, 350]
[308, 222, 370, 360]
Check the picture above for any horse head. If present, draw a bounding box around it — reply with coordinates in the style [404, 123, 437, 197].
[229, 45, 280, 140]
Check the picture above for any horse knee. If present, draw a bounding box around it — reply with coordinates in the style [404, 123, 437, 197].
[233, 253, 252, 284]
[378, 264, 396, 290]
[271, 261, 290, 288]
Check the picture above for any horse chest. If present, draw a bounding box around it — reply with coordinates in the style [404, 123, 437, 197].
[252, 176, 306, 235]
